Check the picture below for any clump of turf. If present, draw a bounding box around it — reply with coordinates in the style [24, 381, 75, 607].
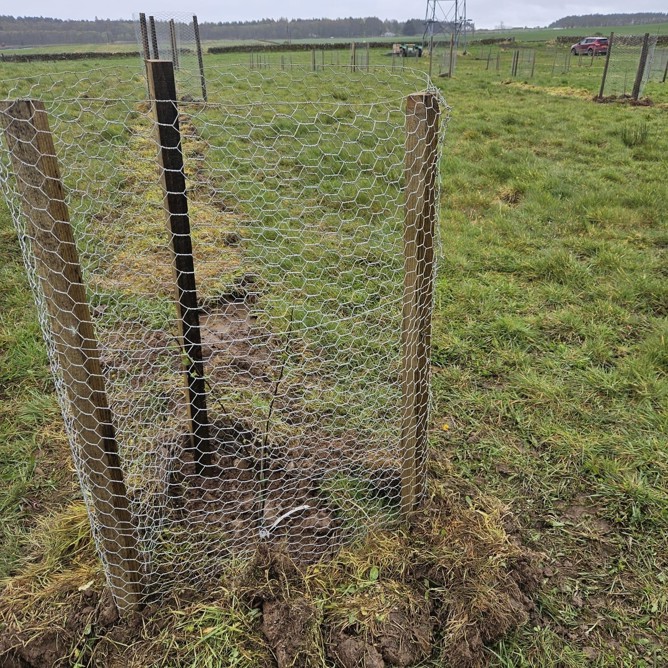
[0, 453, 541, 667]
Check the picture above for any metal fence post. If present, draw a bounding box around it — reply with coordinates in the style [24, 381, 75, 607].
[146, 60, 214, 476]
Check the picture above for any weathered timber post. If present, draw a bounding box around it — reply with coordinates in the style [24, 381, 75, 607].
[632, 33, 651, 101]
[192, 15, 208, 102]
[448, 32, 455, 77]
[400, 92, 439, 521]
[169, 19, 179, 70]
[598, 33, 614, 100]
[312, 48, 316, 72]
[663, 50, 668, 83]
[351, 42, 356, 72]
[149, 15, 159, 59]
[0, 100, 144, 613]
[146, 60, 213, 475]
[428, 34, 434, 79]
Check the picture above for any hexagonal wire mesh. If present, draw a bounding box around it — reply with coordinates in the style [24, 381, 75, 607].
[601, 34, 658, 98]
[0, 58, 448, 611]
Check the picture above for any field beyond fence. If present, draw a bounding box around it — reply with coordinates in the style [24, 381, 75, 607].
[0, 37, 667, 668]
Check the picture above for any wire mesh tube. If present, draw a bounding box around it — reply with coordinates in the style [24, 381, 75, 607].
[0, 60, 448, 612]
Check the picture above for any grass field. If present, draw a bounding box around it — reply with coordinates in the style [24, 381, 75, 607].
[0, 41, 667, 667]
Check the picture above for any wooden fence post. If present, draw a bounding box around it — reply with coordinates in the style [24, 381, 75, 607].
[427, 35, 433, 78]
[351, 42, 356, 72]
[0, 100, 143, 613]
[448, 32, 455, 77]
[312, 48, 316, 72]
[400, 92, 439, 521]
[192, 15, 208, 102]
[146, 60, 213, 475]
[598, 33, 614, 100]
[632, 33, 651, 101]
[149, 15, 159, 59]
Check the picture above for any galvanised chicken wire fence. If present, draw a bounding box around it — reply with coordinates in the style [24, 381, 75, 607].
[599, 33, 658, 98]
[0, 59, 447, 613]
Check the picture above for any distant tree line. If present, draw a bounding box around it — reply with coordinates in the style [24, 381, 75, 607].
[549, 13, 668, 29]
[0, 16, 136, 46]
[0, 15, 430, 48]
[198, 17, 427, 41]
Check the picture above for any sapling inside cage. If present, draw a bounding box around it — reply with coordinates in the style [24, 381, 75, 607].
[0, 58, 446, 613]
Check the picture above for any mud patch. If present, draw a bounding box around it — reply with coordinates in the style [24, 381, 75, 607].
[1, 456, 542, 668]
[262, 598, 321, 668]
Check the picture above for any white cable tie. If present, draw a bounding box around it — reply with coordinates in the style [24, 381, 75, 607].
[259, 504, 311, 539]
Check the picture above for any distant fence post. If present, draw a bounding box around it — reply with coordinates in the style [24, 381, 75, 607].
[139, 13, 151, 61]
[598, 32, 614, 100]
[0, 100, 144, 614]
[663, 51, 668, 83]
[146, 60, 213, 476]
[448, 32, 455, 77]
[192, 15, 208, 102]
[169, 19, 179, 70]
[312, 48, 316, 72]
[149, 15, 159, 59]
[400, 92, 440, 521]
[350, 42, 356, 72]
[632, 33, 651, 101]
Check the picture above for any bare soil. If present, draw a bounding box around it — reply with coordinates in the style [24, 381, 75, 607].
[0, 467, 542, 667]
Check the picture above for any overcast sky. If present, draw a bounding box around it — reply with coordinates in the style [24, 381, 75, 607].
[9, 2, 668, 30]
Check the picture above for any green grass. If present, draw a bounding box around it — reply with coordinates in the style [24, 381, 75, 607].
[430, 46, 667, 666]
[1, 42, 667, 665]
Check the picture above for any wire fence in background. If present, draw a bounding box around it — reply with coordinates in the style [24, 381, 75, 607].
[466, 33, 664, 100]
[0, 61, 446, 613]
[600, 33, 658, 98]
